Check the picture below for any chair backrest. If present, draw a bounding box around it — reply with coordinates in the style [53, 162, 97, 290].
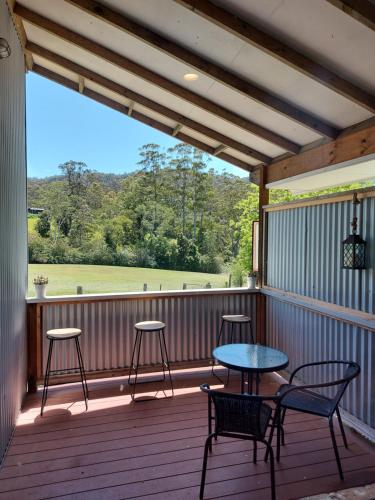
[201, 385, 272, 438]
[332, 361, 360, 408]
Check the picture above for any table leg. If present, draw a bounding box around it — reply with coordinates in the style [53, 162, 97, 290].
[249, 372, 253, 394]
[256, 373, 260, 394]
[241, 372, 244, 393]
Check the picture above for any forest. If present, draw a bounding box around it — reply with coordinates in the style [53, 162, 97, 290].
[27, 143, 369, 285]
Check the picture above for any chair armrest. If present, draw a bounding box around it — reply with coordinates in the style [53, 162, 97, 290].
[289, 360, 350, 384]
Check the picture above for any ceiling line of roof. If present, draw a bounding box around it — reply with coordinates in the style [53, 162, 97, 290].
[174, 0, 375, 113]
[66, 0, 340, 140]
[325, 0, 375, 32]
[32, 64, 257, 175]
[26, 41, 271, 165]
[14, 2, 300, 154]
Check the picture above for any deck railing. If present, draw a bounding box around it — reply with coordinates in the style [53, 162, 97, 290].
[27, 288, 261, 392]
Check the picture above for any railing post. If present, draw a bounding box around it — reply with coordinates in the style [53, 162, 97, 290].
[27, 303, 43, 393]
[256, 292, 267, 345]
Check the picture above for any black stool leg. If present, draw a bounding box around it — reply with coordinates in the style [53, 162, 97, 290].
[249, 320, 255, 344]
[216, 319, 225, 346]
[130, 330, 143, 400]
[75, 337, 89, 410]
[161, 329, 174, 396]
[225, 322, 235, 385]
[41, 339, 54, 416]
[158, 330, 166, 381]
[128, 330, 140, 384]
[211, 319, 225, 382]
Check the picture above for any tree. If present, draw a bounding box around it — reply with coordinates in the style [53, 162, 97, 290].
[137, 144, 165, 235]
[35, 211, 50, 238]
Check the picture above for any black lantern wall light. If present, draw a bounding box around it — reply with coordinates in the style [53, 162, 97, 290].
[342, 193, 366, 270]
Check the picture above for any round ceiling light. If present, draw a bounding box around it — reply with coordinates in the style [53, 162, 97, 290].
[183, 73, 199, 81]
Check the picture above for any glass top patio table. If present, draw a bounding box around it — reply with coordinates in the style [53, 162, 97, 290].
[212, 343, 289, 393]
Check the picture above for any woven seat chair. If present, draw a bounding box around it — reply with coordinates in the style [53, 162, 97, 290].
[200, 384, 278, 500]
[275, 360, 360, 479]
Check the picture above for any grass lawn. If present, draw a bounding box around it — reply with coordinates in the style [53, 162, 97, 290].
[28, 264, 229, 296]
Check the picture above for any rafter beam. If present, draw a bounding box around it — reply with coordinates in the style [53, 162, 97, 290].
[14, 3, 299, 154]
[25, 42, 272, 165]
[32, 64, 257, 176]
[326, 0, 375, 31]
[266, 123, 375, 184]
[172, 124, 182, 136]
[5, 0, 34, 71]
[127, 100, 134, 116]
[78, 75, 85, 93]
[175, 0, 375, 113]
[213, 144, 227, 156]
[66, 0, 339, 140]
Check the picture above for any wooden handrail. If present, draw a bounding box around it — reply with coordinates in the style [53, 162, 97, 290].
[262, 286, 375, 332]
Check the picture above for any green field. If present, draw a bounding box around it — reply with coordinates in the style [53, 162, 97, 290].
[28, 264, 229, 296]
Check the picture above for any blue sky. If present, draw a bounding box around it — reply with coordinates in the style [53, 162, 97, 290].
[26, 73, 245, 178]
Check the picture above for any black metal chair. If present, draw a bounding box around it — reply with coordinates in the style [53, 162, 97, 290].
[200, 384, 277, 500]
[275, 360, 360, 479]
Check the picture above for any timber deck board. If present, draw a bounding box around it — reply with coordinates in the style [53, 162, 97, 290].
[0, 368, 374, 499]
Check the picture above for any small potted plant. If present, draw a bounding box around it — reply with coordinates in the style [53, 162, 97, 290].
[247, 271, 257, 289]
[33, 275, 48, 299]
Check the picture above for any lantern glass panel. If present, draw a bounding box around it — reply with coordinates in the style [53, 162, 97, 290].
[342, 234, 366, 269]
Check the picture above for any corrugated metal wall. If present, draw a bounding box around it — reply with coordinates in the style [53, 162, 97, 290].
[41, 292, 257, 373]
[266, 196, 375, 430]
[0, 1, 27, 463]
[267, 197, 375, 313]
[267, 297, 374, 427]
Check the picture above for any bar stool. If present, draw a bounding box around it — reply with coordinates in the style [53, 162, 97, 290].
[41, 328, 89, 416]
[212, 314, 254, 384]
[128, 321, 174, 400]
[217, 314, 254, 346]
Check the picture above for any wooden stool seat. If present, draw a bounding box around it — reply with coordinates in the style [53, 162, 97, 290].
[222, 315, 251, 323]
[134, 321, 165, 331]
[47, 328, 81, 340]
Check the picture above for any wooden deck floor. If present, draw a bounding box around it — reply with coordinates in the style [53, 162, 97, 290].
[0, 367, 374, 499]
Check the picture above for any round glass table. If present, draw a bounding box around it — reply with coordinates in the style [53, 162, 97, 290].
[212, 343, 289, 394]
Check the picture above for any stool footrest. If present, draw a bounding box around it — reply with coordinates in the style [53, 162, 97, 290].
[128, 376, 167, 385]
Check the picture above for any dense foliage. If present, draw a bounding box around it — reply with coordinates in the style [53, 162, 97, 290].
[28, 144, 250, 277]
[28, 143, 370, 283]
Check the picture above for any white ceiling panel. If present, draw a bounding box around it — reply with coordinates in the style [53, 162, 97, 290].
[213, 0, 375, 95]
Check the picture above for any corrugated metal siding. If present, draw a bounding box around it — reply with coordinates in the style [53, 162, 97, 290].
[267, 297, 375, 428]
[41, 293, 257, 373]
[267, 197, 375, 313]
[0, 1, 27, 464]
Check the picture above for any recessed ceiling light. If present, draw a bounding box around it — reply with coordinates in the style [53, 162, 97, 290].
[183, 73, 199, 81]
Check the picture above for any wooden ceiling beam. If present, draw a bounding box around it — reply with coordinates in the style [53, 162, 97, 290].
[213, 144, 227, 156]
[14, 3, 299, 154]
[172, 124, 183, 136]
[66, 0, 339, 139]
[26, 41, 271, 165]
[127, 101, 134, 117]
[32, 64, 256, 176]
[266, 123, 375, 184]
[175, 0, 375, 113]
[326, 0, 375, 31]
